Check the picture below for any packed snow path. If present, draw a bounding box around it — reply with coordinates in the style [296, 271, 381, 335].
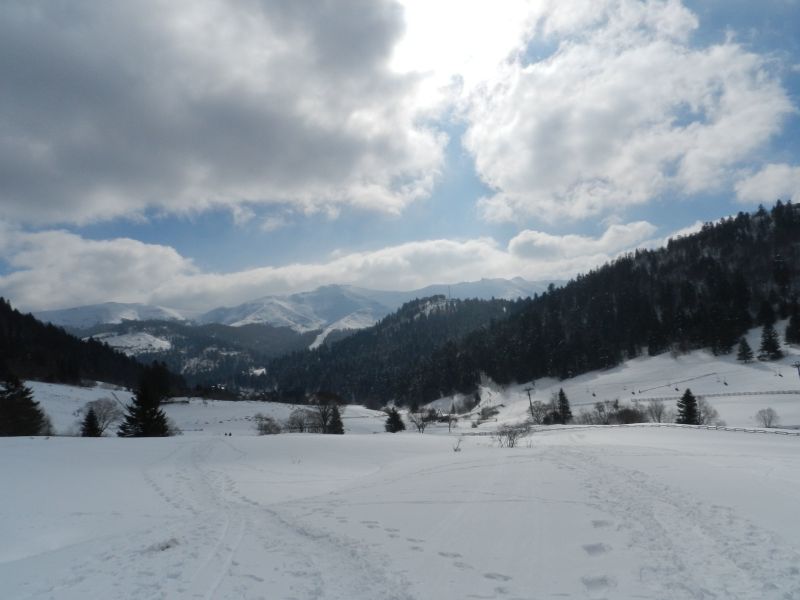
[2, 429, 800, 599]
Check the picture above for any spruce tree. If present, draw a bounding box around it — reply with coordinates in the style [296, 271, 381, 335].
[0, 376, 49, 436]
[118, 371, 171, 437]
[759, 323, 784, 360]
[384, 407, 405, 433]
[328, 404, 344, 434]
[736, 337, 754, 363]
[676, 388, 699, 425]
[557, 388, 572, 424]
[81, 407, 103, 437]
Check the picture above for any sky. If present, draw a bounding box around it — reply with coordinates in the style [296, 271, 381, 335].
[1, 0, 799, 312]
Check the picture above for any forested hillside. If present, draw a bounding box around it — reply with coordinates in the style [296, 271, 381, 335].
[267, 202, 800, 407]
[77, 319, 318, 387]
[0, 299, 183, 390]
[266, 296, 519, 407]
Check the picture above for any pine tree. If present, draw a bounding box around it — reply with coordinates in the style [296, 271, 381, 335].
[676, 388, 699, 425]
[384, 407, 405, 433]
[557, 388, 572, 424]
[118, 371, 171, 437]
[759, 323, 784, 360]
[81, 407, 103, 437]
[0, 376, 49, 436]
[328, 404, 344, 434]
[736, 337, 754, 363]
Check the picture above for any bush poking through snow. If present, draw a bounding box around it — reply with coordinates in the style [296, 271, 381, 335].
[494, 425, 529, 448]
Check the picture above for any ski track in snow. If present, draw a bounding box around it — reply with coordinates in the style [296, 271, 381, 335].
[8, 439, 413, 600]
[551, 444, 800, 600]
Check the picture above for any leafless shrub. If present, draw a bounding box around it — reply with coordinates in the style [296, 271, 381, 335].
[494, 424, 529, 448]
[284, 408, 317, 432]
[254, 413, 281, 435]
[646, 399, 666, 423]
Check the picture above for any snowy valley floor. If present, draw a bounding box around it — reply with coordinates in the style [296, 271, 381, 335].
[3, 427, 800, 600]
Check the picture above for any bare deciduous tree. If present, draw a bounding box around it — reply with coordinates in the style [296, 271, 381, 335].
[755, 407, 779, 428]
[697, 397, 724, 426]
[254, 413, 281, 435]
[646, 399, 666, 423]
[528, 400, 548, 425]
[75, 397, 124, 435]
[309, 391, 345, 434]
[285, 408, 316, 432]
[407, 411, 429, 433]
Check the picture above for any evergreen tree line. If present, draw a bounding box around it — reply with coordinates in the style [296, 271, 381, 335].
[0, 361, 179, 437]
[0, 298, 186, 390]
[266, 202, 800, 407]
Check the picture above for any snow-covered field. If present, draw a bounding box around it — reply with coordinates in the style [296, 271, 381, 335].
[5, 337, 800, 599]
[455, 326, 800, 431]
[3, 428, 800, 599]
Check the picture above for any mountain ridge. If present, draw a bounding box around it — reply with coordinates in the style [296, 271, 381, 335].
[35, 278, 556, 334]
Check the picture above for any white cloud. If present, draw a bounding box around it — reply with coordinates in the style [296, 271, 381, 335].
[462, 0, 794, 222]
[664, 220, 704, 241]
[735, 163, 800, 204]
[0, 227, 197, 310]
[509, 221, 657, 258]
[1, 222, 663, 312]
[0, 0, 445, 225]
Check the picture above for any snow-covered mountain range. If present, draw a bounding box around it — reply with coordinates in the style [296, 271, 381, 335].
[35, 302, 186, 330]
[35, 278, 554, 335]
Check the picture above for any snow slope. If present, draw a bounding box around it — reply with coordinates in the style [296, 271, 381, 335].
[27, 381, 387, 437]
[35, 302, 186, 329]
[89, 331, 173, 356]
[2, 428, 799, 599]
[309, 310, 378, 349]
[453, 325, 800, 431]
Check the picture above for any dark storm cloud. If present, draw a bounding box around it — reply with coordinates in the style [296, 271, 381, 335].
[0, 0, 443, 224]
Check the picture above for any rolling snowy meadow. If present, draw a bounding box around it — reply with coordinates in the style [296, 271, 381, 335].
[3, 426, 800, 599]
[4, 344, 800, 599]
